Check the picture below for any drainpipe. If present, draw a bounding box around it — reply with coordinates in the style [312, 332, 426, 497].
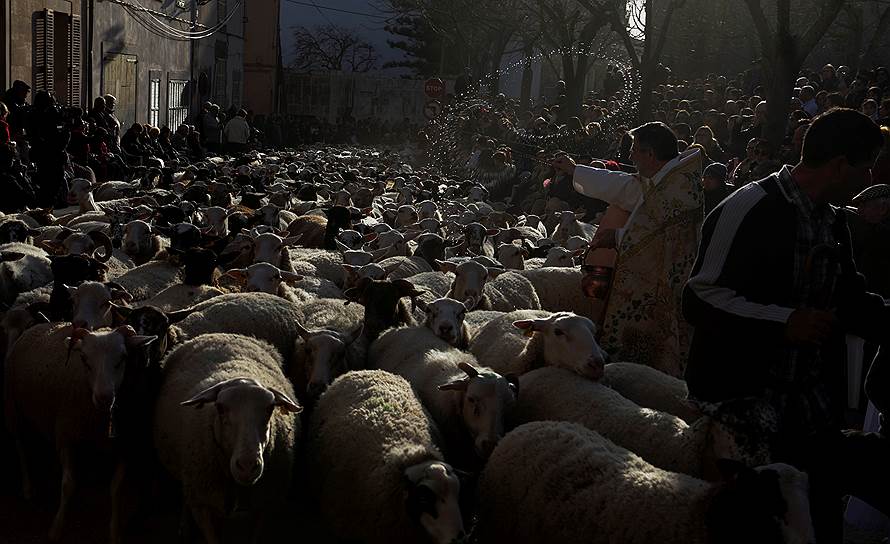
[3, 0, 10, 88]
[189, 1, 197, 121]
[86, 0, 95, 104]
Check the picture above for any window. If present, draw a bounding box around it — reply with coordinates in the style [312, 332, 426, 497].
[231, 70, 242, 108]
[149, 78, 160, 127]
[168, 79, 189, 129]
[214, 58, 227, 106]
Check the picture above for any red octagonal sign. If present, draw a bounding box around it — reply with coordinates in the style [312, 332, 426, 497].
[424, 78, 445, 99]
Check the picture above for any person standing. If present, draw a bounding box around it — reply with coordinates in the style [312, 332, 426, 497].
[683, 108, 890, 541]
[224, 109, 250, 154]
[552, 121, 704, 376]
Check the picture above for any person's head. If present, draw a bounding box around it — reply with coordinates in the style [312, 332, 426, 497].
[130, 122, 144, 134]
[211, 104, 220, 115]
[148, 126, 160, 138]
[104, 94, 117, 110]
[827, 92, 845, 109]
[702, 162, 728, 191]
[821, 64, 836, 80]
[629, 122, 679, 177]
[868, 86, 883, 102]
[724, 100, 740, 116]
[203, 101, 212, 112]
[792, 122, 810, 151]
[238, 109, 247, 118]
[92, 96, 106, 112]
[0, 102, 8, 121]
[799, 86, 815, 102]
[752, 139, 772, 162]
[800, 108, 883, 205]
[693, 125, 714, 144]
[862, 99, 878, 118]
[11, 80, 30, 102]
[815, 90, 828, 109]
[754, 101, 768, 122]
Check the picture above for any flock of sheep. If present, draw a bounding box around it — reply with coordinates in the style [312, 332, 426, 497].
[0, 147, 817, 543]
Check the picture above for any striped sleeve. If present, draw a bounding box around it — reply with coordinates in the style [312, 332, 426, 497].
[683, 183, 795, 333]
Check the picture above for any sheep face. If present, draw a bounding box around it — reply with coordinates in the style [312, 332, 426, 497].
[342, 264, 386, 291]
[336, 230, 365, 250]
[66, 178, 93, 206]
[495, 243, 527, 270]
[343, 278, 424, 340]
[417, 200, 439, 220]
[69, 281, 132, 330]
[438, 260, 504, 311]
[296, 325, 361, 398]
[66, 326, 156, 412]
[513, 313, 607, 380]
[543, 247, 578, 267]
[463, 223, 498, 255]
[123, 220, 153, 258]
[169, 223, 202, 254]
[226, 263, 302, 295]
[414, 234, 447, 267]
[404, 461, 464, 544]
[440, 362, 518, 458]
[395, 205, 419, 228]
[111, 305, 172, 365]
[417, 218, 441, 234]
[420, 298, 468, 347]
[256, 204, 282, 227]
[252, 233, 299, 266]
[181, 378, 301, 486]
[201, 207, 229, 238]
[707, 460, 814, 544]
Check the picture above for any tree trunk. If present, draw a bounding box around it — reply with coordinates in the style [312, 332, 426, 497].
[637, 63, 656, 125]
[762, 51, 798, 152]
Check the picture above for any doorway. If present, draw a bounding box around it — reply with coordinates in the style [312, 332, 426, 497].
[101, 52, 137, 126]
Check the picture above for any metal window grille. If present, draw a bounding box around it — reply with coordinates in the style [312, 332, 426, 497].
[149, 79, 160, 127]
[168, 79, 189, 129]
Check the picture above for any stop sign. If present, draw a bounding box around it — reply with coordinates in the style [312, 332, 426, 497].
[424, 78, 445, 99]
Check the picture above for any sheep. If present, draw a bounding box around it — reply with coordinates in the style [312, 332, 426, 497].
[542, 246, 580, 267]
[251, 232, 300, 272]
[518, 267, 599, 316]
[41, 229, 114, 263]
[4, 324, 157, 542]
[290, 321, 364, 400]
[48, 254, 109, 321]
[112, 260, 182, 302]
[602, 362, 701, 424]
[0, 219, 40, 244]
[122, 220, 168, 265]
[223, 262, 304, 297]
[437, 259, 541, 312]
[0, 303, 49, 360]
[477, 421, 815, 544]
[153, 334, 301, 544]
[468, 310, 607, 380]
[369, 326, 518, 462]
[175, 293, 307, 363]
[199, 206, 231, 238]
[511, 367, 775, 480]
[342, 263, 386, 290]
[138, 283, 224, 312]
[343, 277, 424, 342]
[415, 297, 472, 348]
[378, 255, 433, 279]
[69, 281, 133, 330]
[495, 242, 528, 270]
[0, 242, 53, 305]
[308, 370, 464, 544]
[551, 210, 597, 245]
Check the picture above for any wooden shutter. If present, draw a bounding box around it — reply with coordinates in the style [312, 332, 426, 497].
[68, 14, 82, 107]
[34, 9, 55, 93]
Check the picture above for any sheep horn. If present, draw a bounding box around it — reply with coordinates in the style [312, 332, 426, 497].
[88, 231, 114, 263]
[54, 227, 75, 242]
[294, 321, 312, 341]
[458, 362, 479, 377]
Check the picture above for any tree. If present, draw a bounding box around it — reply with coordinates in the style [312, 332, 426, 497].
[291, 25, 378, 73]
[742, 0, 846, 149]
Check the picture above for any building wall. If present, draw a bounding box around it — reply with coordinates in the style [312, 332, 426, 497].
[3, 0, 82, 104]
[90, 0, 192, 128]
[243, 0, 280, 115]
[193, 0, 245, 115]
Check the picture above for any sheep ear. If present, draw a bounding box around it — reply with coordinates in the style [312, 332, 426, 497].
[181, 378, 247, 408]
[282, 235, 303, 247]
[436, 260, 457, 274]
[126, 334, 158, 349]
[335, 239, 351, 252]
[110, 288, 133, 303]
[458, 361, 479, 377]
[280, 271, 303, 284]
[225, 269, 248, 282]
[0, 251, 26, 262]
[269, 387, 303, 414]
[512, 320, 540, 338]
[487, 267, 506, 280]
[294, 321, 312, 340]
[439, 377, 470, 392]
[506, 373, 520, 397]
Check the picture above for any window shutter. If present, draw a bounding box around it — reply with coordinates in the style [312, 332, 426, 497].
[34, 9, 55, 93]
[69, 14, 82, 107]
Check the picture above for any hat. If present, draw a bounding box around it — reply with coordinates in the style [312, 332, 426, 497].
[852, 184, 890, 204]
[703, 162, 728, 182]
[12, 80, 30, 91]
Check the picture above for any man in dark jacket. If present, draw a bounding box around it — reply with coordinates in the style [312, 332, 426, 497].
[683, 108, 890, 540]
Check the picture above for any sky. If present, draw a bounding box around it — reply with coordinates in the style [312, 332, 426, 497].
[279, 0, 405, 71]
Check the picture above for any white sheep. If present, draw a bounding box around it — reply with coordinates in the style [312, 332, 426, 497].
[602, 362, 701, 424]
[0, 242, 53, 304]
[5, 323, 156, 542]
[477, 421, 815, 544]
[511, 367, 775, 480]
[469, 310, 606, 380]
[437, 259, 541, 312]
[69, 281, 132, 330]
[551, 210, 597, 245]
[137, 283, 224, 312]
[369, 326, 518, 461]
[518, 267, 598, 316]
[415, 297, 472, 348]
[153, 334, 301, 544]
[175, 292, 306, 362]
[112, 260, 182, 302]
[377, 255, 433, 279]
[494, 242, 528, 270]
[308, 370, 464, 544]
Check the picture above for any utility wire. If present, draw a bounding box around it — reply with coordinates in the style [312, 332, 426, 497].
[108, 0, 243, 40]
[282, 0, 391, 20]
